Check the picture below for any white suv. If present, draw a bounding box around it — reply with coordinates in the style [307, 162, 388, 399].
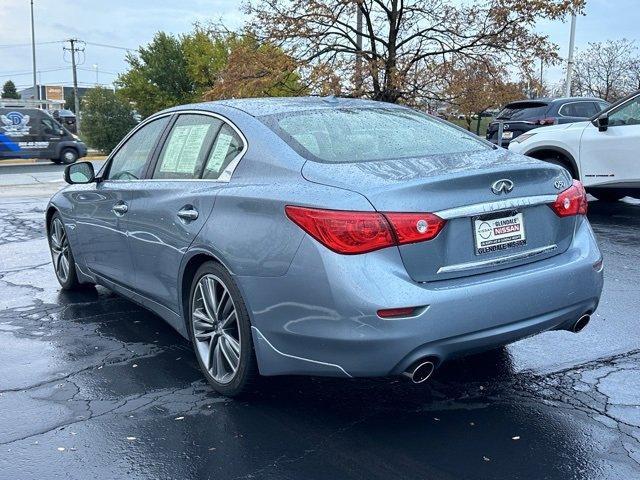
[509, 91, 640, 201]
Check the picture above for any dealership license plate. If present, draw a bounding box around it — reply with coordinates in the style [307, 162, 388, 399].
[502, 131, 513, 140]
[473, 212, 526, 255]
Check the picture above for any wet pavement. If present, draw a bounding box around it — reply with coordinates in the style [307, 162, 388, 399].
[0, 177, 639, 479]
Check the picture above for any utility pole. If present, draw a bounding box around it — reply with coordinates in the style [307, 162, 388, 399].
[64, 39, 84, 131]
[565, 14, 577, 97]
[30, 0, 38, 104]
[354, 1, 363, 96]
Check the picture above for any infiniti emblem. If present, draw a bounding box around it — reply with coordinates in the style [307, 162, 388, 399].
[491, 179, 514, 195]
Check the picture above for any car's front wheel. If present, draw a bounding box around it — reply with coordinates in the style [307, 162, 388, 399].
[188, 261, 258, 396]
[48, 213, 81, 289]
[59, 148, 78, 165]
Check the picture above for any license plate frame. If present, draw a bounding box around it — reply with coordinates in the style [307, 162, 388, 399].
[502, 131, 513, 140]
[473, 210, 526, 255]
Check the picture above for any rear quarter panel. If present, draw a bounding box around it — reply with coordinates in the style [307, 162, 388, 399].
[190, 108, 375, 278]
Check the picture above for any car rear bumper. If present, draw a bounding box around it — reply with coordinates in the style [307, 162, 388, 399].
[237, 216, 603, 378]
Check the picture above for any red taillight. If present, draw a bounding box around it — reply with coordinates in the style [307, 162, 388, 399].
[285, 206, 395, 254]
[383, 212, 446, 245]
[285, 206, 446, 255]
[550, 180, 588, 217]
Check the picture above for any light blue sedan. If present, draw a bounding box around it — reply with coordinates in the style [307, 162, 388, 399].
[47, 97, 604, 396]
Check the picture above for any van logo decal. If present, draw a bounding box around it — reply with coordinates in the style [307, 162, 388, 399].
[1, 111, 31, 137]
[491, 179, 514, 195]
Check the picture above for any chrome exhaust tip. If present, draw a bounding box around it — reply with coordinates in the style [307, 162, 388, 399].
[572, 314, 591, 333]
[402, 360, 436, 384]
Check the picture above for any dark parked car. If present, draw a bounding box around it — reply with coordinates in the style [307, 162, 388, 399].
[487, 97, 610, 146]
[52, 109, 78, 134]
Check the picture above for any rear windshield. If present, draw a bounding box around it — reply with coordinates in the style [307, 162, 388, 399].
[496, 102, 549, 120]
[260, 107, 490, 163]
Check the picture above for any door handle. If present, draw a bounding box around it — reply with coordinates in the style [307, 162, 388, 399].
[112, 202, 128, 215]
[177, 207, 199, 221]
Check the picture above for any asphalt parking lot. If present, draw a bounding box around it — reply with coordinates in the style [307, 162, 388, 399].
[1, 162, 639, 479]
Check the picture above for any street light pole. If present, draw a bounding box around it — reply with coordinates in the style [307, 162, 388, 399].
[355, 1, 363, 96]
[565, 14, 577, 97]
[30, 0, 39, 104]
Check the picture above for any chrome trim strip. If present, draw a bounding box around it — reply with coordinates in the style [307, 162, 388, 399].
[437, 244, 558, 274]
[435, 195, 557, 220]
[100, 108, 248, 183]
[251, 326, 352, 378]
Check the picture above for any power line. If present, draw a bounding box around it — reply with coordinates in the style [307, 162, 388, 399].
[84, 41, 133, 51]
[78, 66, 118, 76]
[0, 67, 69, 78]
[0, 40, 64, 49]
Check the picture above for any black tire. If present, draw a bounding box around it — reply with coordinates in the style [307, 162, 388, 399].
[188, 261, 259, 397]
[48, 212, 81, 290]
[50, 159, 62, 165]
[591, 191, 625, 202]
[59, 147, 78, 165]
[543, 157, 577, 179]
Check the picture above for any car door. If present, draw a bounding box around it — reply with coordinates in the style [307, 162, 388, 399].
[126, 112, 246, 314]
[73, 115, 172, 286]
[557, 101, 599, 124]
[40, 115, 64, 160]
[579, 95, 640, 188]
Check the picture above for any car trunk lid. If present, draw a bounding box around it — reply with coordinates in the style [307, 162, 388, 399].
[302, 149, 575, 282]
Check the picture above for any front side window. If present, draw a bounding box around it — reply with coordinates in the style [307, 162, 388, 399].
[261, 107, 489, 164]
[107, 116, 170, 180]
[41, 117, 63, 135]
[608, 96, 640, 127]
[153, 114, 223, 180]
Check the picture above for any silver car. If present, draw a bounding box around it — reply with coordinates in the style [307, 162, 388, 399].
[47, 97, 604, 396]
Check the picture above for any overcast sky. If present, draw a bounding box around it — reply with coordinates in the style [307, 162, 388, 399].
[1, 0, 639, 94]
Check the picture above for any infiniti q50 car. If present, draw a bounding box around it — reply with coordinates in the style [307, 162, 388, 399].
[47, 97, 604, 396]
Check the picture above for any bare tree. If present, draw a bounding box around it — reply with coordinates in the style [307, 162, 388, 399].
[572, 39, 640, 101]
[245, 0, 584, 103]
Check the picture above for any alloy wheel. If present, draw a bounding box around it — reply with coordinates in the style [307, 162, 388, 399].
[191, 274, 241, 384]
[50, 218, 70, 283]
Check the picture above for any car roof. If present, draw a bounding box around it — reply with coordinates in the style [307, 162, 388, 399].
[504, 97, 606, 107]
[171, 96, 405, 117]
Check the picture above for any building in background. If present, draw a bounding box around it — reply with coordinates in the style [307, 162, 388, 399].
[18, 85, 94, 111]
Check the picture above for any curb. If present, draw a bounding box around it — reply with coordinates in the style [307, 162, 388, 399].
[0, 156, 106, 167]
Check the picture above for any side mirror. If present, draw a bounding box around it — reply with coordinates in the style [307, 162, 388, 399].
[64, 161, 95, 184]
[596, 113, 609, 132]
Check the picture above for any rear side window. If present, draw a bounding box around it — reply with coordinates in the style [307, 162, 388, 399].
[261, 107, 489, 164]
[107, 116, 170, 180]
[153, 114, 223, 180]
[202, 124, 243, 179]
[496, 103, 549, 120]
[559, 102, 598, 118]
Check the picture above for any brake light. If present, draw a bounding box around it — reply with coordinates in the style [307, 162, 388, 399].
[550, 180, 588, 217]
[285, 206, 446, 254]
[383, 212, 446, 245]
[535, 118, 557, 126]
